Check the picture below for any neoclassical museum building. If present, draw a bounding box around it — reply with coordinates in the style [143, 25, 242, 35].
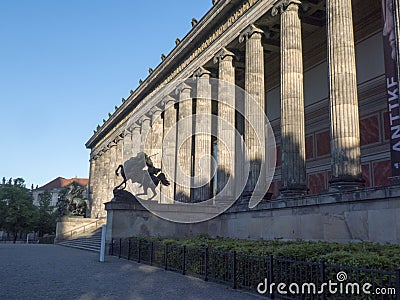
[86, 0, 400, 243]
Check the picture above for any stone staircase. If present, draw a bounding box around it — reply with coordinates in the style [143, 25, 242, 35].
[57, 228, 102, 252]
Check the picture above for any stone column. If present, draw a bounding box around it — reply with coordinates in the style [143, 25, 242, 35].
[115, 135, 123, 186]
[272, 0, 307, 196]
[93, 153, 104, 218]
[131, 123, 141, 158]
[149, 105, 164, 203]
[239, 24, 266, 196]
[123, 128, 133, 161]
[175, 83, 193, 202]
[214, 48, 236, 197]
[88, 157, 96, 217]
[100, 148, 109, 217]
[193, 67, 212, 202]
[140, 115, 151, 153]
[327, 0, 364, 189]
[161, 95, 177, 203]
[108, 142, 117, 197]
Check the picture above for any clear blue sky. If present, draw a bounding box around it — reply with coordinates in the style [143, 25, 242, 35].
[0, 0, 211, 188]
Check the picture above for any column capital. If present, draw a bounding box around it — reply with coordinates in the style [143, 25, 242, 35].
[151, 105, 163, 115]
[115, 134, 124, 142]
[128, 122, 141, 132]
[162, 94, 177, 108]
[239, 24, 264, 43]
[193, 66, 211, 79]
[140, 114, 151, 123]
[213, 47, 236, 64]
[175, 82, 192, 96]
[271, 0, 302, 16]
[109, 141, 117, 148]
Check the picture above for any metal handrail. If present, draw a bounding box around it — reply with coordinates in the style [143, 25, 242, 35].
[60, 219, 102, 239]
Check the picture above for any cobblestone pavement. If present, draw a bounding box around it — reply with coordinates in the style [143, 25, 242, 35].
[0, 244, 264, 300]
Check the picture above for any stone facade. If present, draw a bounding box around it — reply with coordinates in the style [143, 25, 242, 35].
[87, 0, 400, 244]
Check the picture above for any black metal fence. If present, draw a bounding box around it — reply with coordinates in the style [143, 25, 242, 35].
[110, 238, 400, 299]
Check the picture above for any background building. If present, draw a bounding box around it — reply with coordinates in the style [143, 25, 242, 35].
[33, 177, 88, 207]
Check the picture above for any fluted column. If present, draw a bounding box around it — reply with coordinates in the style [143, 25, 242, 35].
[161, 95, 177, 203]
[123, 128, 133, 161]
[115, 136, 123, 186]
[93, 153, 104, 218]
[175, 83, 193, 202]
[107, 143, 116, 199]
[131, 124, 141, 158]
[140, 115, 151, 153]
[239, 24, 265, 196]
[149, 105, 164, 203]
[327, 0, 364, 189]
[100, 148, 109, 217]
[193, 67, 212, 202]
[88, 157, 96, 217]
[214, 48, 236, 197]
[271, 0, 307, 196]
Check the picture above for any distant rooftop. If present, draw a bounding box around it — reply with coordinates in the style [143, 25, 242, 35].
[36, 177, 88, 191]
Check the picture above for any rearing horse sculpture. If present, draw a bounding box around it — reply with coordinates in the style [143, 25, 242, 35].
[115, 152, 170, 200]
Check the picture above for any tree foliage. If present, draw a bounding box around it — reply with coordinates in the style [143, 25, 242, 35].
[0, 178, 37, 242]
[35, 190, 57, 237]
[0, 177, 57, 241]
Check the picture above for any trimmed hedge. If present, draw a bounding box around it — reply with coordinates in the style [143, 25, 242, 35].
[127, 236, 400, 270]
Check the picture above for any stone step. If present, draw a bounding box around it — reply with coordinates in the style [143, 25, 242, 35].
[58, 243, 100, 252]
[57, 228, 102, 253]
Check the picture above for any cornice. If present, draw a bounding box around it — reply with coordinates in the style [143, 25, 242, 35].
[85, 0, 232, 149]
[88, 0, 274, 156]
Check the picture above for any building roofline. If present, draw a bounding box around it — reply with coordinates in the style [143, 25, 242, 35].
[85, 0, 238, 149]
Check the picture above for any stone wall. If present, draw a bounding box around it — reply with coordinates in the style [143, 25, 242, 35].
[105, 185, 400, 245]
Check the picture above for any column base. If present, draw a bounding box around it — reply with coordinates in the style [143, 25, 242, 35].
[329, 175, 365, 191]
[279, 184, 308, 198]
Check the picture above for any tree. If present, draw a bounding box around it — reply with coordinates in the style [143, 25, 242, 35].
[35, 190, 57, 237]
[0, 178, 38, 242]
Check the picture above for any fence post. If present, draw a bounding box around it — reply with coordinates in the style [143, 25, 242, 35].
[150, 242, 154, 266]
[396, 269, 400, 300]
[111, 239, 114, 256]
[138, 239, 141, 263]
[204, 246, 208, 282]
[232, 251, 237, 289]
[118, 238, 122, 259]
[182, 245, 186, 275]
[127, 239, 131, 260]
[269, 255, 274, 299]
[164, 244, 168, 270]
[320, 261, 326, 300]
